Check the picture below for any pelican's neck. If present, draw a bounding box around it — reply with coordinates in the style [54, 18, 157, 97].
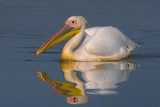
[61, 25, 85, 60]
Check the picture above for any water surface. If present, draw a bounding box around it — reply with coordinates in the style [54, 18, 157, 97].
[0, 0, 160, 107]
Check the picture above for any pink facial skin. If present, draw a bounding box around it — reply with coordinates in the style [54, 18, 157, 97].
[65, 20, 77, 28]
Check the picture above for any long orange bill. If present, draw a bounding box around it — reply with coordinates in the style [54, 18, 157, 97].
[35, 25, 71, 57]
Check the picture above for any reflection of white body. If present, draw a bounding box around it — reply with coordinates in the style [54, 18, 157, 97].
[61, 61, 136, 95]
[83, 62, 134, 95]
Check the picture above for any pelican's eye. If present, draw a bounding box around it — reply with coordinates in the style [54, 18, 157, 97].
[72, 21, 75, 23]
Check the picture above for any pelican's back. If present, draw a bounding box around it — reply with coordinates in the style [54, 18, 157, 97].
[85, 26, 137, 56]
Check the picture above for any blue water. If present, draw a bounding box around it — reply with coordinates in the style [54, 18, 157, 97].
[0, 0, 160, 107]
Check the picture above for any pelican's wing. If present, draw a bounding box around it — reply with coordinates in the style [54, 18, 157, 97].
[85, 26, 137, 56]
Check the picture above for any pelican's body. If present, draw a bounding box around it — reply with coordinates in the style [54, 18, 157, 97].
[35, 16, 137, 61]
[61, 26, 136, 61]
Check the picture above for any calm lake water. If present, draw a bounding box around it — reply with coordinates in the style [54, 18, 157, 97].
[0, 0, 160, 107]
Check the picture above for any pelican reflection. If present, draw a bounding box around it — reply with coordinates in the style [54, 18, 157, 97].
[36, 61, 136, 104]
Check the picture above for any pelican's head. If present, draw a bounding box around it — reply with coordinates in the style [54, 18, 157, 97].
[35, 16, 88, 57]
[65, 16, 88, 29]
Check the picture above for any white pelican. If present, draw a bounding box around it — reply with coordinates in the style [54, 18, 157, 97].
[35, 16, 138, 61]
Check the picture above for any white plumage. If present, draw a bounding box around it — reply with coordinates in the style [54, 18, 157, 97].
[71, 26, 137, 61]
